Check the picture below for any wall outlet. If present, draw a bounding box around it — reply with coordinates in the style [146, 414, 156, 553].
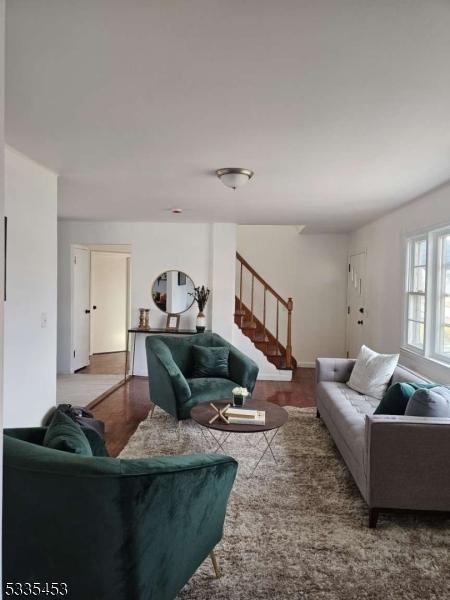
[41, 312, 48, 328]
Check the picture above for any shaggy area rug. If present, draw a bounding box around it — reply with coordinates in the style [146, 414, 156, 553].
[119, 406, 450, 600]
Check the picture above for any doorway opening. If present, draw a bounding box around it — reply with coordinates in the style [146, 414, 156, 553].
[57, 244, 132, 408]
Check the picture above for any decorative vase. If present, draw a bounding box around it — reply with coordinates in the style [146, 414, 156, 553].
[138, 308, 150, 329]
[233, 394, 245, 407]
[232, 387, 249, 407]
[196, 311, 206, 333]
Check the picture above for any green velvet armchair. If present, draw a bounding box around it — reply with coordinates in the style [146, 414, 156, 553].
[3, 427, 237, 600]
[146, 332, 259, 420]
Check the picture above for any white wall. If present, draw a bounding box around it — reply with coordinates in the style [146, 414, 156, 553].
[58, 221, 236, 375]
[210, 223, 237, 341]
[4, 147, 58, 427]
[349, 182, 450, 383]
[237, 226, 349, 366]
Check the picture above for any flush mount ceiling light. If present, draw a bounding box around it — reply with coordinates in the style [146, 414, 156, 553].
[216, 168, 254, 190]
[163, 207, 192, 214]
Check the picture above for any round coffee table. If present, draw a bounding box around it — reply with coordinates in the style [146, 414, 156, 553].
[191, 399, 289, 475]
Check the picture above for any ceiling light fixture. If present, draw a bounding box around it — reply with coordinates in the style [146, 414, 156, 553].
[171, 208, 183, 214]
[216, 167, 254, 190]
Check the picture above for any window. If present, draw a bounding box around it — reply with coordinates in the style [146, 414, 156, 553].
[404, 225, 450, 364]
[406, 236, 427, 351]
[436, 231, 450, 357]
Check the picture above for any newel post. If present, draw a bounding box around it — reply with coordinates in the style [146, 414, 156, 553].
[286, 297, 293, 368]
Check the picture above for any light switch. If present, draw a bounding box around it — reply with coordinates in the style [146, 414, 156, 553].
[41, 312, 48, 328]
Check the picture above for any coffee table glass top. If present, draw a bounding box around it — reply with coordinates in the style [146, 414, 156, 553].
[190, 399, 288, 433]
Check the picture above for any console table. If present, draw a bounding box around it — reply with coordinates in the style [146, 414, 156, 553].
[125, 328, 198, 378]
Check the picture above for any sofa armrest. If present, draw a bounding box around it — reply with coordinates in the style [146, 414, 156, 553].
[4, 426, 108, 456]
[147, 337, 192, 403]
[4, 435, 238, 600]
[228, 346, 259, 392]
[315, 358, 355, 384]
[4, 427, 46, 445]
[119, 451, 237, 476]
[83, 427, 109, 457]
[365, 415, 450, 511]
[118, 453, 238, 598]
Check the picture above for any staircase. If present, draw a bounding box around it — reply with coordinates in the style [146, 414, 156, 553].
[234, 253, 297, 371]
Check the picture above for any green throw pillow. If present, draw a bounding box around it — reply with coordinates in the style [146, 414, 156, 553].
[191, 345, 230, 379]
[43, 410, 93, 456]
[374, 382, 436, 415]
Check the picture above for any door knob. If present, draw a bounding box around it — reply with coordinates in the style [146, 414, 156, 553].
[85, 309, 91, 314]
[359, 307, 364, 313]
[357, 320, 363, 325]
[92, 305, 97, 310]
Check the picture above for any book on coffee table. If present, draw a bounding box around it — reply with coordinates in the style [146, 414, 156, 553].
[224, 407, 266, 425]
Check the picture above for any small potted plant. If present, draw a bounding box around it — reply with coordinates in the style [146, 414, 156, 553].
[232, 386, 250, 407]
[190, 285, 210, 332]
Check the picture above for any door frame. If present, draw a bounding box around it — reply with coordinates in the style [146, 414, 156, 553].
[345, 249, 367, 358]
[70, 244, 91, 373]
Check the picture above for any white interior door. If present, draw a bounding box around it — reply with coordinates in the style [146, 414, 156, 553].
[90, 252, 129, 354]
[72, 246, 91, 370]
[346, 251, 366, 358]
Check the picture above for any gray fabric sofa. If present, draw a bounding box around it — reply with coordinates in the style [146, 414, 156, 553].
[316, 357, 450, 527]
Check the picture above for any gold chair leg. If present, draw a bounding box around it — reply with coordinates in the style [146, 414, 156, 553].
[209, 550, 222, 579]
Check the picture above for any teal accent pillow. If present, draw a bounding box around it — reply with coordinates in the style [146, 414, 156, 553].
[191, 345, 230, 379]
[43, 411, 93, 456]
[374, 382, 436, 415]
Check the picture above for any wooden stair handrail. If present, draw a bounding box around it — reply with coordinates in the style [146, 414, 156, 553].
[236, 252, 289, 308]
[236, 252, 294, 369]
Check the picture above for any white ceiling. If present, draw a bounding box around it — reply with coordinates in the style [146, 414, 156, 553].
[5, 0, 450, 232]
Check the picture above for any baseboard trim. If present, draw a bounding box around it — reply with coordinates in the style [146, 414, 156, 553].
[298, 361, 315, 368]
[87, 378, 127, 409]
[257, 371, 292, 382]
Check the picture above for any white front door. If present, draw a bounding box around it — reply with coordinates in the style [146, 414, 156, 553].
[72, 246, 91, 370]
[346, 251, 366, 358]
[90, 252, 129, 354]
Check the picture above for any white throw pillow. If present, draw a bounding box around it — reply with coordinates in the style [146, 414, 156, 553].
[347, 345, 399, 400]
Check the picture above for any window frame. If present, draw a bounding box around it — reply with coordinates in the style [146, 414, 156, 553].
[430, 228, 450, 364]
[403, 224, 450, 366]
[403, 233, 427, 355]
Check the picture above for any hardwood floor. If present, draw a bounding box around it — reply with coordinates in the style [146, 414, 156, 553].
[254, 367, 315, 408]
[91, 368, 316, 457]
[78, 351, 127, 375]
[91, 377, 150, 457]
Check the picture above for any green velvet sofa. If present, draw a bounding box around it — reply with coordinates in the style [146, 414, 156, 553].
[3, 427, 237, 600]
[146, 332, 259, 420]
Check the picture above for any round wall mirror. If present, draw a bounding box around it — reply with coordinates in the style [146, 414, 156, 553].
[151, 270, 195, 314]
